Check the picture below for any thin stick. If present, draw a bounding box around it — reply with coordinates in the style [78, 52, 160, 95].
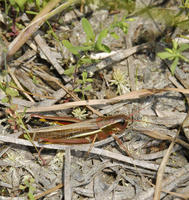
[8, 66, 35, 102]
[17, 88, 189, 113]
[34, 183, 63, 199]
[153, 128, 180, 200]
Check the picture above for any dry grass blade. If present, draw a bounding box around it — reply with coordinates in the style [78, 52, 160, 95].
[8, 67, 35, 102]
[153, 128, 180, 200]
[34, 183, 63, 199]
[17, 87, 189, 113]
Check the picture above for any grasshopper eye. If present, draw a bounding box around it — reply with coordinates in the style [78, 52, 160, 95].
[119, 118, 126, 126]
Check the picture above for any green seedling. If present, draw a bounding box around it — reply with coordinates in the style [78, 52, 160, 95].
[6, 0, 27, 12]
[110, 69, 130, 95]
[63, 16, 131, 57]
[0, 81, 19, 103]
[63, 16, 131, 97]
[180, 0, 189, 9]
[72, 107, 88, 120]
[19, 176, 36, 200]
[5, 104, 41, 162]
[157, 40, 189, 75]
[74, 71, 93, 99]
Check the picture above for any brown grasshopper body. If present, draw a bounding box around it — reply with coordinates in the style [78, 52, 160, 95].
[22, 115, 130, 144]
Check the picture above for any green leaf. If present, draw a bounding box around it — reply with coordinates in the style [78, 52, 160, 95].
[63, 40, 93, 55]
[9, 0, 16, 6]
[1, 97, 9, 103]
[110, 32, 119, 40]
[0, 82, 5, 91]
[170, 57, 179, 75]
[172, 40, 178, 50]
[80, 57, 93, 65]
[74, 88, 82, 92]
[19, 185, 26, 190]
[180, 55, 189, 62]
[85, 84, 92, 91]
[81, 18, 95, 42]
[98, 44, 111, 53]
[178, 43, 189, 52]
[64, 65, 76, 76]
[62, 40, 79, 55]
[110, 16, 129, 35]
[82, 71, 88, 80]
[5, 88, 19, 97]
[24, 134, 30, 140]
[77, 45, 93, 52]
[95, 28, 111, 52]
[35, 0, 41, 8]
[26, 10, 38, 15]
[157, 52, 174, 59]
[86, 78, 93, 82]
[15, 0, 27, 10]
[119, 21, 129, 34]
[28, 193, 35, 200]
[165, 48, 173, 54]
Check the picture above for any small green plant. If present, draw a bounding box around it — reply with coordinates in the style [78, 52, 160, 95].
[63, 16, 131, 96]
[6, 106, 26, 130]
[63, 17, 117, 54]
[181, 0, 189, 9]
[0, 80, 28, 130]
[0, 81, 41, 157]
[72, 107, 88, 120]
[157, 40, 189, 75]
[62, 17, 113, 78]
[110, 69, 130, 95]
[74, 71, 93, 99]
[19, 176, 36, 200]
[0, 81, 19, 104]
[63, 16, 131, 57]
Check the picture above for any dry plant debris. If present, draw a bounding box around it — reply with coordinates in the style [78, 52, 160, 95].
[0, 0, 189, 199]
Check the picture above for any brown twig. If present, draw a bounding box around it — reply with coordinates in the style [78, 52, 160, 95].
[34, 183, 63, 199]
[17, 87, 189, 113]
[153, 128, 180, 200]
